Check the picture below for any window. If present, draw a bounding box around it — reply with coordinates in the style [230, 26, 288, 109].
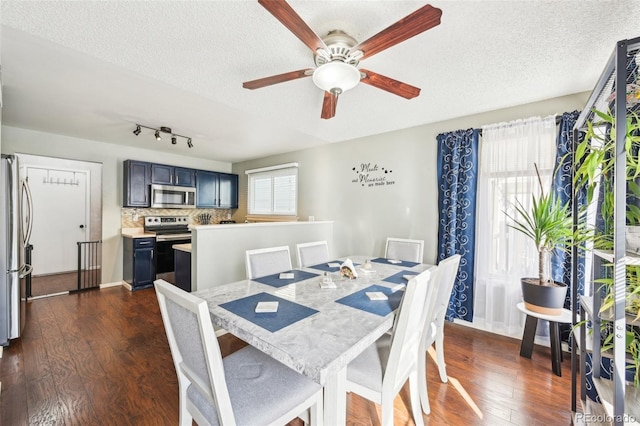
[246, 163, 298, 216]
[474, 116, 558, 336]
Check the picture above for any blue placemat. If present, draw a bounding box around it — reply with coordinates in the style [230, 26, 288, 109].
[252, 270, 319, 288]
[220, 292, 319, 332]
[383, 270, 418, 285]
[306, 260, 359, 272]
[370, 257, 420, 268]
[335, 285, 404, 317]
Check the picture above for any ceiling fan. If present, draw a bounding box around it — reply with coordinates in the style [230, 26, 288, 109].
[242, 0, 442, 119]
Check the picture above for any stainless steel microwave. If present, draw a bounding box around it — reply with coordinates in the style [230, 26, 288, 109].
[150, 184, 196, 209]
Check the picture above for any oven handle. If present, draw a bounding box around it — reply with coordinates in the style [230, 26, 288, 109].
[155, 235, 192, 242]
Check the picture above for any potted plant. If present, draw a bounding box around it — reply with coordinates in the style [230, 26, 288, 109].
[505, 164, 574, 315]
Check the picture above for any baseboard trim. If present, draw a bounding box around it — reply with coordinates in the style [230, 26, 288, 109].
[100, 281, 124, 289]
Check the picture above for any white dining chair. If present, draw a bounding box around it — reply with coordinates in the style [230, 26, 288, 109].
[384, 237, 425, 263]
[418, 254, 461, 415]
[245, 246, 293, 279]
[345, 266, 437, 426]
[154, 279, 324, 426]
[296, 241, 330, 268]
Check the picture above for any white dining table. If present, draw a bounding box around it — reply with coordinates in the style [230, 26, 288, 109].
[194, 255, 432, 425]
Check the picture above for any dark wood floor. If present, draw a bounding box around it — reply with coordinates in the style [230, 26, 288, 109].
[30, 272, 78, 297]
[1, 285, 575, 425]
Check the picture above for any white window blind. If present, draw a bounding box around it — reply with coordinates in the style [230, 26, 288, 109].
[246, 163, 298, 216]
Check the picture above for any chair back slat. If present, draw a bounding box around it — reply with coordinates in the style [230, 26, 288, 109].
[385, 237, 424, 263]
[297, 241, 330, 268]
[384, 266, 436, 394]
[432, 254, 461, 326]
[245, 246, 292, 279]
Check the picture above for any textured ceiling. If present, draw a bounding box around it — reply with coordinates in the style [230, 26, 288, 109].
[1, 1, 639, 163]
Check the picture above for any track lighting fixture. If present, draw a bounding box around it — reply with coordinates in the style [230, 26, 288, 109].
[133, 124, 194, 148]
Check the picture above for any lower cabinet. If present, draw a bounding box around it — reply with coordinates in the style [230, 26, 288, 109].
[123, 237, 156, 290]
[174, 248, 191, 292]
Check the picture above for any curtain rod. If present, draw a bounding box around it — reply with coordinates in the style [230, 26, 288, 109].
[477, 115, 563, 136]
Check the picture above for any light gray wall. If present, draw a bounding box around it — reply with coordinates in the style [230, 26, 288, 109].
[0, 125, 232, 284]
[232, 92, 590, 266]
[193, 221, 333, 291]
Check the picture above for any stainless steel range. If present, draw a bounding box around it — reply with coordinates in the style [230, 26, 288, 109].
[144, 216, 191, 274]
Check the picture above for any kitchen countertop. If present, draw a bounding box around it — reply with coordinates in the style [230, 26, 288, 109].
[173, 243, 192, 253]
[121, 227, 156, 239]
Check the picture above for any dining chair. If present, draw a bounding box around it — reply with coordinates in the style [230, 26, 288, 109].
[384, 237, 425, 263]
[245, 245, 293, 279]
[296, 241, 330, 268]
[154, 279, 324, 426]
[345, 266, 437, 426]
[418, 254, 461, 415]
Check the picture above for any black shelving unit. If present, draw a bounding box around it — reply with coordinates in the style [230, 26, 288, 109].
[571, 37, 640, 425]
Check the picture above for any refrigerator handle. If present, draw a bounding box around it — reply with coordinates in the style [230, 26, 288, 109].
[19, 264, 33, 279]
[22, 178, 34, 245]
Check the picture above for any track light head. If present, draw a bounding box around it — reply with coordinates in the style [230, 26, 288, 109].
[135, 124, 192, 148]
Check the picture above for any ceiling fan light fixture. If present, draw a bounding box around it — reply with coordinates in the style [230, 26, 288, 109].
[155, 130, 161, 141]
[312, 61, 360, 95]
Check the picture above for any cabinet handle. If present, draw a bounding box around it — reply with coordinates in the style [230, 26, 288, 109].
[151, 250, 154, 260]
[139, 241, 151, 245]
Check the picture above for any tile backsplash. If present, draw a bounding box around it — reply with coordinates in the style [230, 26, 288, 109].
[121, 208, 234, 228]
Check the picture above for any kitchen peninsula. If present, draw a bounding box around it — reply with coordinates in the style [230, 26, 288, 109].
[191, 221, 333, 291]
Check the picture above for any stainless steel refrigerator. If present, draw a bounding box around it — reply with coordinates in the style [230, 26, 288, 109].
[1, 154, 33, 346]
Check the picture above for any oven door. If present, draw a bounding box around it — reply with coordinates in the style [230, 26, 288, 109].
[155, 235, 191, 274]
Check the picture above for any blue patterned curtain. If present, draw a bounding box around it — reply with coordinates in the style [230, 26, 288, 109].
[437, 129, 480, 322]
[551, 110, 584, 299]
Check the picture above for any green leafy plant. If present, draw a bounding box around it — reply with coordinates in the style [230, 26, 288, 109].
[574, 107, 640, 386]
[505, 164, 574, 285]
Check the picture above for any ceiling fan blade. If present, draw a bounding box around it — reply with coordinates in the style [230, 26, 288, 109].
[243, 69, 313, 90]
[350, 4, 442, 60]
[360, 69, 421, 99]
[321, 91, 337, 119]
[258, 0, 328, 53]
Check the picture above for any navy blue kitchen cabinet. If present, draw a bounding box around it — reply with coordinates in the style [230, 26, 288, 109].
[123, 237, 156, 290]
[196, 170, 219, 208]
[174, 248, 191, 292]
[151, 164, 195, 187]
[196, 171, 238, 208]
[218, 173, 239, 209]
[123, 160, 151, 207]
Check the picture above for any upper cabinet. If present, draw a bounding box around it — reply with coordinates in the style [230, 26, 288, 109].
[218, 173, 239, 209]
[123, 160, 151, 207]
[196, 170, 238, 209]
[123, 160, 238, 209]
[196, 170, 219, 208]
[151, 164, 195, 187]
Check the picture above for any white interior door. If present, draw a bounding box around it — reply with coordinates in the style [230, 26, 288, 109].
[26, 167, 89, 275]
